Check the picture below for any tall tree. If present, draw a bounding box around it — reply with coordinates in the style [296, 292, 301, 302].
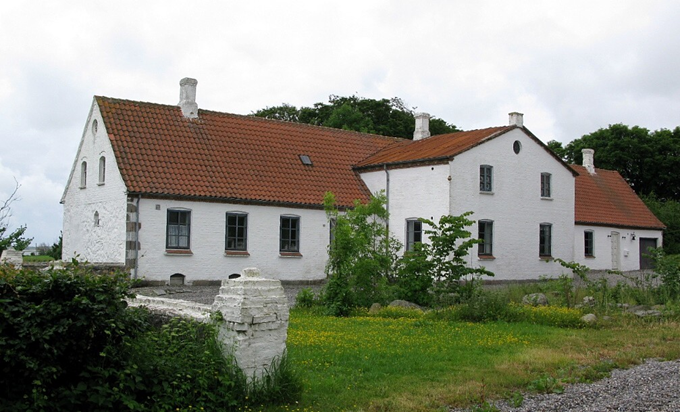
[252, 95, 459, 139]
[561, 124, 680, 201]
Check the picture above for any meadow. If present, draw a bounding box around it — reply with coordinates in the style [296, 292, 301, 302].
[260, 306, 680, 412]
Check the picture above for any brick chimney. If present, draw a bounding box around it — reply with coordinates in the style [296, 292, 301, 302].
[178, 78, 198, 119]
[509, 112, 524, 127]
[413, 112, 431, 140]
[582, 148, 596, 174]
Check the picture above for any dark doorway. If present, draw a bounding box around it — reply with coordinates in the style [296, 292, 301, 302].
[639, 238, 658, 270]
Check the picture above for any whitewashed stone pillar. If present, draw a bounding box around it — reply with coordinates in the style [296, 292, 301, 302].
[1, 247, 23, 268]
[212, 267, 289, 380]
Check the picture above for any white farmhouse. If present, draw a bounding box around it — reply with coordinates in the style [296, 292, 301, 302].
[61, 78, 664, 284]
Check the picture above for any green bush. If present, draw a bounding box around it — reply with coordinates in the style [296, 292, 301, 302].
[295, 287, 319, 308]
[0, 263, 148, 410]
[0, 264, 303, 411]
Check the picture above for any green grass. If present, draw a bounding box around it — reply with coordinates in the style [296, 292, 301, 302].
[257, 308, 680, 412]
[22, 255, 54, 262]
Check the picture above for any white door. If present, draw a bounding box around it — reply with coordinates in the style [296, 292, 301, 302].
[611, 231, 620, 270]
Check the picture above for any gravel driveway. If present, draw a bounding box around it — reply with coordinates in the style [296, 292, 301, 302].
[454, 359, 680, 412]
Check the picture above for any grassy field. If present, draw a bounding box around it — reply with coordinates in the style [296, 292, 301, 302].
[257, 308, 680, 412]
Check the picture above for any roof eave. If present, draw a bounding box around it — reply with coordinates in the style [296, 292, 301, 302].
[575, 220, 666, 231]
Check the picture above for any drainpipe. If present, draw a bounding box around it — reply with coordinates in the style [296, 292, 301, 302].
[134, 194, 141, 279]
[383, 165, 391, 276]
[384, 164, 390, 233]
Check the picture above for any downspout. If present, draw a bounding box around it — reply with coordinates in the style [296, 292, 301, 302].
[384, 164, 390, 234]
[384, 164, 391, 277]
[134, 194, 141, 279]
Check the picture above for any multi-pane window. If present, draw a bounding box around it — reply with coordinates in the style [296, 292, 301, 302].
[80, 161, 87, 188]
[406, 219, 423, 251]
[98, 156, 106, 184]
[280, 216, 300, 252]
[584, 231, 594, 257]
[541, 173, 551, 198]
[480, 165, 493, 192]
[478, 220, 493, 256]
[539, 223, 552, 257]
[167, 210, 191, 249]
[225, 212, 247, 251]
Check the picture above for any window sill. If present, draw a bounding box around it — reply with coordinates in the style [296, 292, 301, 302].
[539, 256, 553, 261]
[541, 197, 553, 201]
[478, 255, 495, 260]
[480, 191, 494, 195]
[279, 252, 302, 258]
[79, 186, 86, 189]
[97, 182, 105, 186]
[585, 255, 596, 259]
[225, 250, 250, 257]
[165, 249, 193, 256]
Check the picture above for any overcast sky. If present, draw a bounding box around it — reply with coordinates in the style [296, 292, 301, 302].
[2, 0, 680, 246]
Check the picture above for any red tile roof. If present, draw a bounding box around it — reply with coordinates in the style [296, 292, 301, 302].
[96, 97, 401, 208]
[355, 126, 515, 168]
[573, 165, 665, 229]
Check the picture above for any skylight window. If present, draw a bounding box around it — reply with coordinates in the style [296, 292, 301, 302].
[299, 155, 313, 166]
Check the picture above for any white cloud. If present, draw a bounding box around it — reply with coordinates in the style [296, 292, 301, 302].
[2, 0, 680, 245]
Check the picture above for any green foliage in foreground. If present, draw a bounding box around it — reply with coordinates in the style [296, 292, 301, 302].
[0, 265, 301, 411]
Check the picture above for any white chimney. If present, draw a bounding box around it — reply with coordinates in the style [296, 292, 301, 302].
[413, 112, 431, 140]
[178, 77, 198, 119]
[509, 112, 524, 127]
[582, 148, 596, 174]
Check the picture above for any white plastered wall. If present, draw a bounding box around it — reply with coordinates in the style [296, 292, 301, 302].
[61, 100, 128, 264]
[574, 225, 663, 271]
[449, 128, 575, 280]
[136, 198, 330, 283]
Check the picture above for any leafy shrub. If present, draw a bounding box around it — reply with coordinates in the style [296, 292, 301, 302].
[454, 291, 513, 323]
[0, 264, 303, 411]
[295, 287, 319, 308]
[394, 244, 434, 307]
[363, 305, 425, 319]
[323, 192, 400, 315]
[507, 303, 586, 328]
[0, 263, 148, 410]
[650, 249, 680, 301]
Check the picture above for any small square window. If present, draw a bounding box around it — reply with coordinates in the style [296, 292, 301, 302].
[299, 155, 312, 165]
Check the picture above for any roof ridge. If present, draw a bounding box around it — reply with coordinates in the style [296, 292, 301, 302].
[95, 95, 407, 144]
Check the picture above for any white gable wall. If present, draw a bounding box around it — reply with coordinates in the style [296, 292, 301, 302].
[62, 102, 128, 264]
[449, 128, 575, 280]
[136, 198, 329, 283]
[574, 225, 663, 271]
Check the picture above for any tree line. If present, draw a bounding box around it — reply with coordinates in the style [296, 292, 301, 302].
[548, 124, 680, 254]
[251, 95, 459, 138]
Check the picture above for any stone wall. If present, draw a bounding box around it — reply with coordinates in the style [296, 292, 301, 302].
[127, 267, 289, 381]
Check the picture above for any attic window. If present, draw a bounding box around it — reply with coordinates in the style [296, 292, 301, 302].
[299, 155, 313, 166]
